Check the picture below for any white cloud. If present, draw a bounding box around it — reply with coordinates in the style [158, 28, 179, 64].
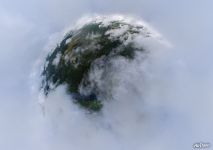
[0, 0, 213, 150]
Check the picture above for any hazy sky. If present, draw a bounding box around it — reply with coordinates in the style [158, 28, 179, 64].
[0, 0, 212, 150]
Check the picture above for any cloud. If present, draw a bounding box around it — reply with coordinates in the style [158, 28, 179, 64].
[0, 0, 212, 150]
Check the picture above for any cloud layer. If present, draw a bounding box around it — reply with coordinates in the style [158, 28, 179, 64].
[0, 0, 212, 150]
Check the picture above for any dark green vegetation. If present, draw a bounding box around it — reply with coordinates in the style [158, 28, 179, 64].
[42, 20, 144, 112]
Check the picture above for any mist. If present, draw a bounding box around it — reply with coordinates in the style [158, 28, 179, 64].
[0, 0, 212, 150]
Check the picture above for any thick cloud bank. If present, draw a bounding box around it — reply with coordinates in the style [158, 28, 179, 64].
[0, 0, 213, 150]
